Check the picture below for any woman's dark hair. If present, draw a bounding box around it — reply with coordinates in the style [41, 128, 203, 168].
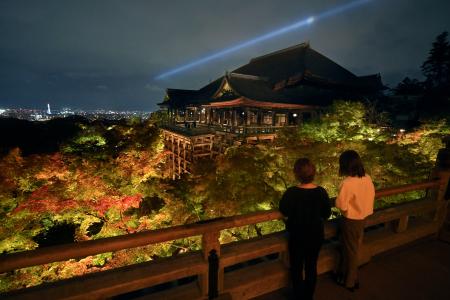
[294, 158, 316, 183]
[339, 150, 365, 177]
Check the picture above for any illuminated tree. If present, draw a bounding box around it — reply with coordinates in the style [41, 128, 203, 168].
[295, 101, 389, 143]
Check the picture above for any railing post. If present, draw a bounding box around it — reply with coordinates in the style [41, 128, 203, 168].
[199, 231, 223, 297]
[395, 215, 409, 233]
[280, 234, 290, 268]
[208, 249, 219, 299]
[433, 136, 450, 242]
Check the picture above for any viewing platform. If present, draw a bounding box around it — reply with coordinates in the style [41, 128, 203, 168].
[257, 238, 450, 300]
[1, 142, 449, 300]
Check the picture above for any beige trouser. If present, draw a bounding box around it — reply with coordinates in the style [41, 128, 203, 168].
[339, 218, 365, 288]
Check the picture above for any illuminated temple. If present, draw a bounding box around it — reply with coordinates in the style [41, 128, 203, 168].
[158, 42, 384, 177]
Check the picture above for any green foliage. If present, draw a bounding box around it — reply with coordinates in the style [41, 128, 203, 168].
[203, 145, 284, 215]
[92, 252, 113, 266]
[149, 110, 170, 125]
[0, 235, 38, 254]
[16, 176, 43, 194]
[297, 101, 389, 143]
[0, 195, 17, 214]
[395, 119, 449, 163]
[62, 132, 107, 155]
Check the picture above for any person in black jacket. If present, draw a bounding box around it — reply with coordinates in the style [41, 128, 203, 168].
[279, 158, 331, 300]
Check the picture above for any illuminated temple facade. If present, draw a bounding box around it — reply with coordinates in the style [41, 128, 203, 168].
[159, 42, 383, 130]
[158, 42, 383, 177]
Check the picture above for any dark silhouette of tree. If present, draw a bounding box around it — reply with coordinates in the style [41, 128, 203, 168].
[422, 32, 450, 89]
[393, 77, 424, 96]
[419, 31, 450, 116]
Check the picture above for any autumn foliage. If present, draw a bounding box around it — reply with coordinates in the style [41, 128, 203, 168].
[0, 102, 448, 292]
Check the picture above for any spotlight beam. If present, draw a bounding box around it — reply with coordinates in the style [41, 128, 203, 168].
[155, 0, 372, 80]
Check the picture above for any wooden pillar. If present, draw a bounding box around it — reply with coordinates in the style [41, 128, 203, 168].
[183, 142, 187, 173]
[210, 136, 214, 159]
[297, 111, 303, 126]
[395, 216, 409, 233]
[171, 135, 175, 180]
[177, 139, 181, 178]
[199, 231, 223, 296]
[245, 108, 250, 126]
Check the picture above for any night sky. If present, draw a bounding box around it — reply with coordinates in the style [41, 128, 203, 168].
[1, 0, 449, 111]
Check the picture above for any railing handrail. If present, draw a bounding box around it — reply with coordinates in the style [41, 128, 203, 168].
[0, 179, 441, 274]
[375, 180, 439, 198]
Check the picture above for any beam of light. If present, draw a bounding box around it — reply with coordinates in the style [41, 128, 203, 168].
[155, 0, 373, 80]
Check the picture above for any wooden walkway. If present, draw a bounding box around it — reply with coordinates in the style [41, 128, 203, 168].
[254, 238, 450, 300]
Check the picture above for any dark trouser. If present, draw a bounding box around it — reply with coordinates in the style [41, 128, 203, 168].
[288, 236, 322, 300]
[338, 218, 365, 288]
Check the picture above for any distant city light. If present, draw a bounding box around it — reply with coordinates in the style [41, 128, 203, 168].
[155, 0, 373, 80]
[293, 113, 298, 117]
[3, 108, 151, 122]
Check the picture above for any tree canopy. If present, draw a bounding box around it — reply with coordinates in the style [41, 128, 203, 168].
[422, 31, 450, 91]
[419, 31, 450, 115]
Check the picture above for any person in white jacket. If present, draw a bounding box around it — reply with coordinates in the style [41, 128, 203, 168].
[335, 150, 375, 291]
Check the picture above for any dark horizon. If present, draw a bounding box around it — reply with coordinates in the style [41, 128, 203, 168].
[1, 0, 449, 111]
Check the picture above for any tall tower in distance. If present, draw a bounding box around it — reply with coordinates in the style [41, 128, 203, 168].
[47, 103, 51, 115]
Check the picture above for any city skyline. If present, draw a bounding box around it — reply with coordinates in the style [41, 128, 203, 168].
[0, 106, 151, 122]
[1, 0, 450, 111]
[0, 102, 152, 111]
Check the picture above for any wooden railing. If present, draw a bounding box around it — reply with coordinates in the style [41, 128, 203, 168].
[1, 170, 449, 300]
[160, 122, 296, 137]
[214, 124, 297, 136]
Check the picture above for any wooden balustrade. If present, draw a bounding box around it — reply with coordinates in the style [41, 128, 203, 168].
[216, 125, 297, 136]
[1, 171, 449, 300]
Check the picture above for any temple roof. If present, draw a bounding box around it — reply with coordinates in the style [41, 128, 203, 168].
[160, 43, 384, 109]
[234, 42, 357, 85]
